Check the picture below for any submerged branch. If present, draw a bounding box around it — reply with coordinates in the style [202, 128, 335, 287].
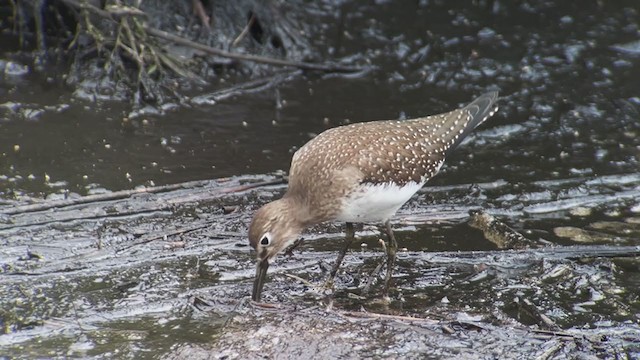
[413, 245, 640, 265]
[468, 210, 540, 249]
[0, 177, 285, 217]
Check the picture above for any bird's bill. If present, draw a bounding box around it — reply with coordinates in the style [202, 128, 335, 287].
[252, 258, 270, 301]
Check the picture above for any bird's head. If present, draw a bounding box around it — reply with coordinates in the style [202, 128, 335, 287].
[248, 198, 305, 300]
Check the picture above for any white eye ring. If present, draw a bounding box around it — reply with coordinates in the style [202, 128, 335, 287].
[260, 232, 272, 246]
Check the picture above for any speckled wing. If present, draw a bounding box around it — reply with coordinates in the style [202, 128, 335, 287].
[287, 91, 499, 194]
[351, 91, 499, 186]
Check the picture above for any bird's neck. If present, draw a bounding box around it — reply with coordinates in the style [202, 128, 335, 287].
[280, 194, 316, 228]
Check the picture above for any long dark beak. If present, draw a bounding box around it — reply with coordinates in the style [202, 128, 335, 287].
[252, 258, 269, 301]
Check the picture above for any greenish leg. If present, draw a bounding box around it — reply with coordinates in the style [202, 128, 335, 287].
[324, 222, 355, 288]
[382, 220, 398, 298]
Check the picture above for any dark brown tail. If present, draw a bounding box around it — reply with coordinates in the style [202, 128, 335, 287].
[445, 91, 499, 156]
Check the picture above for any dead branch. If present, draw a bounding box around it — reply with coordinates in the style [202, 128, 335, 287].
[143, 26, 363, 73]
[517, 298, 561, 330]
[59, 0, 364, 74]
[468, 210, 540, 249]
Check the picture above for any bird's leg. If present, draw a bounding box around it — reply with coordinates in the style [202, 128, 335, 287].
[361, 252, 385, 295]
[383, 220, 398, 298]
[284, 238, 304, 257]
[361, 225, 396, 296]
[323, 222, 355, 289]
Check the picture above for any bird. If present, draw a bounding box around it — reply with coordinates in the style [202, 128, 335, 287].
[249, 91, 499, 301]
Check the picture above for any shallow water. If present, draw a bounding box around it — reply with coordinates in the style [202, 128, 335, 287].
[1, 0, 640, 358]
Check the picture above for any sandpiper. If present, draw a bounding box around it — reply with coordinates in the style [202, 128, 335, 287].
[249, 91, 499, 301]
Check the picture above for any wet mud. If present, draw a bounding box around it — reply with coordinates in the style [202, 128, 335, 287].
[2, 0, 640, 358]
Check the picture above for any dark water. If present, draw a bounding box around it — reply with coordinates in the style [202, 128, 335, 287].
[1, 0, 640, 358]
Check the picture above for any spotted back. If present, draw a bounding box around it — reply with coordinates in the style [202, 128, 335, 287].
[286, 92, 499, 219]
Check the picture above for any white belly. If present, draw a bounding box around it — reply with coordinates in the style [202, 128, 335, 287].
[335, 181, 425, 223]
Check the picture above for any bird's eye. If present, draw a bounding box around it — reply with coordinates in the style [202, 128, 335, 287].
[260, 232, 272, 246]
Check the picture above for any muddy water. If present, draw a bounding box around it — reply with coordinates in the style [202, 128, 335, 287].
[1, 1, 640, 358]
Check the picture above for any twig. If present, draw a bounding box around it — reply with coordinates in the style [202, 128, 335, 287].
[60, 0, 114, 20]
[219, 178, 286, 193]
[192, 0, 210, 29]
[6, 265, 89, 276]
[534, 341, 565, 360]
[249, 300, 291, 311]
[449, 320, 489, 331]
[143, 26, 363, 73]
[1, 178, 284, 216]
[231, 12, 256, 47]
[115, 222, 213, 253]
[530, 329, 577, 338]
[337, 310, 439, 324]
[361, 255, 387, 295]
[191, 71, 300, 105]
[283, 273, 314, 287]
[519, 298, 560, 330]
